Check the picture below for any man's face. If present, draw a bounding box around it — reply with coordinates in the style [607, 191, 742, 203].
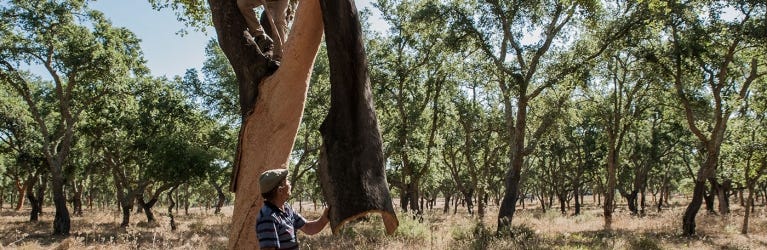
[279, 179, 292, 198]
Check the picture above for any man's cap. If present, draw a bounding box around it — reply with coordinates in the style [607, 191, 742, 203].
[260, 169, 288, 193]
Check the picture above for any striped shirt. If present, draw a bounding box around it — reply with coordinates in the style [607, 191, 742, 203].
[256, 201, 307, 250]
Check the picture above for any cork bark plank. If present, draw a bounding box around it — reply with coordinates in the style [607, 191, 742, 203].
[318, 0, 399, 235]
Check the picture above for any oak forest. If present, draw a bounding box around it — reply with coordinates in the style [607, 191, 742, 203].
[1, 0, 766, 249]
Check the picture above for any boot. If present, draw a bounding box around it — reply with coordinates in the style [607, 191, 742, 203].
[266, 58, 280, 75]
[254, 34, 274, 55]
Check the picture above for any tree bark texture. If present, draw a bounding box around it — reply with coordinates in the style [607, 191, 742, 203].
[168, 186, 178, 231]
[213, 182, 226, 214]
[183, 187, 190, 215]
[26, 177, 40, 222]
[138, 197, 157, 223]
[114, 178, 140, 227]
[640, 189, 646, 215]
[15, 177, 29, 211]
[443, 194, 451, 214]
[121, 205, 131, 227]
[35, 175, 45, 210]
[742, 187, 754, 234]
[52, 173, 70, 235]
[738, 190, 744, 207]
[574, 186, 581, 215]
[207, 0, 280, 195]
[559, 194, 567, 214]
[463, 190, 474, 215]
[222, 0, 325, 248]
[207, 0, 274, 125]
[683, 180, 706, 235]
[72, 180, 83, 216]
[683, 146, 720, 236]
[497, 100, 527, 232]
[141, 183, 176, 223]
[317, 0, 398, 235]
[603, 123, 621, 230]
[716, 179, 730, 215]
[625, 190, 638, 215]
[704, 181, 716, 213]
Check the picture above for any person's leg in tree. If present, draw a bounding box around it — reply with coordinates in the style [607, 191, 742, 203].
[264, 0, 289, 60]
[237, 0, 274, 54]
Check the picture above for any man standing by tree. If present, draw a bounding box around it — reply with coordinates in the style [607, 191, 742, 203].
[237, 0, 292, 61]
[257, 169, 329, 249]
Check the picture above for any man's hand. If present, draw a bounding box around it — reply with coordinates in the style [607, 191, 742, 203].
[300, 207, 331, 235]
[321, 206, 330, 222]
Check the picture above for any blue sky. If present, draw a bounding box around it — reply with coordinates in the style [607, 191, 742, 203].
[86, 0, 382, 78]
[90, 0, 213, 78]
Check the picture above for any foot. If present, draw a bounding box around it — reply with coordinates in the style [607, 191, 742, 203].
[265, 58, 280, 76]
[254, 34, 274, 55]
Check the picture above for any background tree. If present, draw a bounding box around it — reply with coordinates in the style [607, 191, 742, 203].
[440, 0, 647, 231]
[594, 50, 652, 227]
[368, 0, 455, 216]
[727, 74, 767, 234]
[562, 98, 605, 215]
[181, 39, 241, 214]
[646, 0, 767, 235]
[0, 78, 44, 212]
[0, 0, 147, 234]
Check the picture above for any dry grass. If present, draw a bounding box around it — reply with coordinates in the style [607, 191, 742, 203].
[0, 206, 231, 249]
[1, 196, 767, 249]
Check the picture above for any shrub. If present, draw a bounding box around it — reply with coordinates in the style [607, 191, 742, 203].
[471, 222, 495, 250]
[451, 222, 501, 250]
[498, 223, 541, 249]
[629, 235, 661, 250]
[188, 218, 207, 232]
[394, 213, 428, 242]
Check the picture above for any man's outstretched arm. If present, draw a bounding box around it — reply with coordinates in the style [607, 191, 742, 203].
[300, 207, 330, 235]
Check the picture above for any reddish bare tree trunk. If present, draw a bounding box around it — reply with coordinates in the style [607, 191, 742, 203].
[14, 177, 29, 210]
[224, 0, 325, 247]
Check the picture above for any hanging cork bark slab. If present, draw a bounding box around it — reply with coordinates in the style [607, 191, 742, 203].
[318, 0, 399, 235]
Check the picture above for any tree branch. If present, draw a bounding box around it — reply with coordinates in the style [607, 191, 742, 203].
[670, 25, 708, 143]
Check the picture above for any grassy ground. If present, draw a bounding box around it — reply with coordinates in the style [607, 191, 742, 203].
[1, 197, 766, 249]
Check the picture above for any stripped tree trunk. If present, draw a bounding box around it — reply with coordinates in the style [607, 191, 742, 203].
[223, 0, 325, 247]
[14, 177, 30, 211]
